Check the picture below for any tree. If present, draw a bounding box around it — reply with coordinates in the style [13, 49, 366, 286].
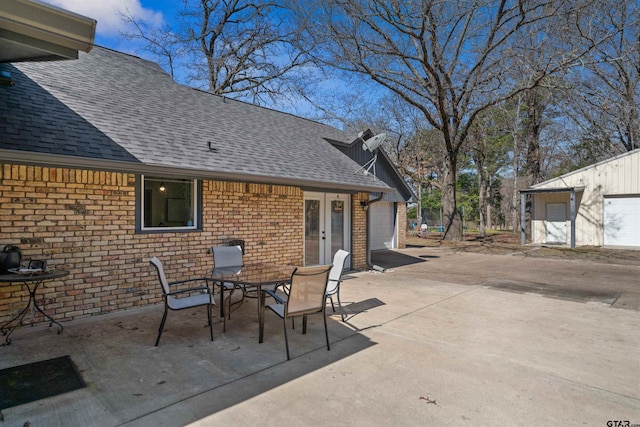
[122, 0, 312, 105]
[295, 0, 605, 240]
[567, 2, 639, 155]
[467, 108, 510, 235]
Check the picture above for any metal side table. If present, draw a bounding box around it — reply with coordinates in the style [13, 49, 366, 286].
[0, 269, 69, 345]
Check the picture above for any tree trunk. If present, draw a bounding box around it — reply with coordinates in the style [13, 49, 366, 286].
[486, 175, 492, 231]
[524, 88, 546, 185]
[442, 155, 462, 240]
[627, 89, 639, 151]
[511, 165, 519, 233]
[511, 95, 522, 234]
[478, 173, 487, 237]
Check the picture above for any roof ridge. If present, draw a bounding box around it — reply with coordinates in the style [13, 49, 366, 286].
[91, 44, 170, 77]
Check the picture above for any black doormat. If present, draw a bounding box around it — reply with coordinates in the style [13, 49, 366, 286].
[0, 355, 86, 411]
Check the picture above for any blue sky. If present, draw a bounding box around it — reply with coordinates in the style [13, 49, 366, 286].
[44, 0, 174, 55]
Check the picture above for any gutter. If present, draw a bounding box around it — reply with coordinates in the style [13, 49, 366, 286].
[363, 193, 386, 272]
[0, 0, 96, 57]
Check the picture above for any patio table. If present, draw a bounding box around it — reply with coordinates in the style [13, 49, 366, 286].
[0, 269, 69, 345]
[212, 263, 294, 342]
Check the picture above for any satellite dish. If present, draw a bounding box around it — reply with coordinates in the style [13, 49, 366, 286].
[362, 133, 386, 152]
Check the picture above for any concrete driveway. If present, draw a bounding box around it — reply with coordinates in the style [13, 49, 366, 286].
[1, 248, 639, 426]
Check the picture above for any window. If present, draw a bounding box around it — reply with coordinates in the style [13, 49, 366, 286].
[138, 175, 200, 232]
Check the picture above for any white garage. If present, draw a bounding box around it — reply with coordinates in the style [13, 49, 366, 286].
[604, 197, 640, 247]
[522, 148, 640, 248]
[369, 201, 396, 250]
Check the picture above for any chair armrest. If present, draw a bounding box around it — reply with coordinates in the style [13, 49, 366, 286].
[168, 277, 211, 287]
[265, 289, 286, 304]
[166, 278, 212, 296]
[166, 286, 210, 297]
[274, 281, 290, 294]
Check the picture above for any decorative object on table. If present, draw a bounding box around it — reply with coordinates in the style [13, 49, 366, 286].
[326, 249, 351, 322]
[28, 259, 47, 271]
[7, 260, 47, 276]
[0, 245, 21, 273]
[149, 257, 214, 346]
[0, 355, 85, 421]
[264, 264, 332, 360]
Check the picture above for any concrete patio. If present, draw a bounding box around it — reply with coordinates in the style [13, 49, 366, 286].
[1, 247, 639, 426]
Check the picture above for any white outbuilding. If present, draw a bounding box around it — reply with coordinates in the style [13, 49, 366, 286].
[520, 148, 640, 248]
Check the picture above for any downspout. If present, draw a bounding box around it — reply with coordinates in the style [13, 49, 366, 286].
[365, 193, 385, 272]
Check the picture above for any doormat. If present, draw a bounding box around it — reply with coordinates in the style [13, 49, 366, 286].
[0, 355, 86, 412]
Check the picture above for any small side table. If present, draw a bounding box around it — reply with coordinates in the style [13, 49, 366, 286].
[0, 269, 69, 345]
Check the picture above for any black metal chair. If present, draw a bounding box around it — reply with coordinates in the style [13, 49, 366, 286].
[150, 256, 214, 346]
[264, 264, 332, 360]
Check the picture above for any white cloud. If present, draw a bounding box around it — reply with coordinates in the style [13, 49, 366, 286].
[44, 0, 164, 37]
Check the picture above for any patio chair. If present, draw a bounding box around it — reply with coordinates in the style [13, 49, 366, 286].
[211, 245, 245, 328]
[264, 264, 332, 360]
[150, 256, 214, 346]
[226, 239, 257, 299]
[326, 249, 350, 321]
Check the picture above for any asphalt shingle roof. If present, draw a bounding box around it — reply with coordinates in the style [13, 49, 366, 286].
[0, 46, 390, 192]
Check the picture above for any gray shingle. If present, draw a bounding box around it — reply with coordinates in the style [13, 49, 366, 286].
[0, 46, 390, 192]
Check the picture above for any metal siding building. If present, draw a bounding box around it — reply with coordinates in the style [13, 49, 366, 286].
[526, 149, 640, 248]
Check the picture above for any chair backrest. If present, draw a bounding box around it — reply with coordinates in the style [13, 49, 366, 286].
[150, 256, 170, 295]
[212, 245, 243, 268]
[326, 249, 350, 294]
[227, 239, 245, 255]
[286, 265, 332, 317]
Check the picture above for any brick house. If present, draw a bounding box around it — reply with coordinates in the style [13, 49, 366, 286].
[0, 41, 393, 325]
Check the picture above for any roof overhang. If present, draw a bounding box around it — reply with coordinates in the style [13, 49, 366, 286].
[0, 149, 395, 194]
[0, 0, 96, 63]
[520, 186, 585, 195]
[519, 186, 585, 248]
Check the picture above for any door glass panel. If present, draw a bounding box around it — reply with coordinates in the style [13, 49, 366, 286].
[330, 200, 345, 259]
[305, 200, 320, 265]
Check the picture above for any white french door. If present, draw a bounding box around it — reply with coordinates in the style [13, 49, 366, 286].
[304, 192, 350, 268]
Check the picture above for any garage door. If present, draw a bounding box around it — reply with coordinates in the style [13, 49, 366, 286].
[369, 202, 395, 250]
[604, 196, 640, 247]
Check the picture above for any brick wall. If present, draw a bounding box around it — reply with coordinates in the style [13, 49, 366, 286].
[351, 193, 369, 270]
[0, 164, 313, 324]
[396, 203, 407, 249]
[0, 164, 370, 325]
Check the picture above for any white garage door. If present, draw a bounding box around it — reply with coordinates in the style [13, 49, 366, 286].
[370, 202, 395, 250]
[604, 197, 640, 247]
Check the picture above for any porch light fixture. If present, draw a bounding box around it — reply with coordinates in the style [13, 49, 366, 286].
[159, 182, 166, 193]
[360, 201, 369, 211]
